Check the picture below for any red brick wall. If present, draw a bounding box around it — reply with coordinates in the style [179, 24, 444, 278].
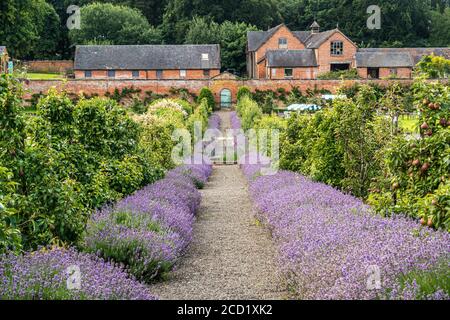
[24, 78, 425, 104]
[315, 31, 357, 74]
[379, 67, 412, 79]
[24, 60, 74, 73]
[269, 67, 317, 79]
[254, 25, 306, 79]
[357, 67, 412, 79]
[75, 69, 220, 80]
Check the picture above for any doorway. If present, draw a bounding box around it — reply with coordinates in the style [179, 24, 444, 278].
[367, 67, 380, 79]
[220, 89, 232, 109]
[330, 63, 350, 72]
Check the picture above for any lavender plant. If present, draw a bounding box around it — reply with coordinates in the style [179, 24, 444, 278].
[0, 247, 156, 300]
[82, 163, 211, 283]
[235, 111, 450, 300]
[245, 170, 450, 300]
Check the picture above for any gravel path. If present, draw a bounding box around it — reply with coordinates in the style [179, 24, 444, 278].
[149, 111, 286, 300]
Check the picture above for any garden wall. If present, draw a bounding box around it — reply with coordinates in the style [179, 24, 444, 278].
[23, 78, 419, 103]
[23, 60, 74, 73]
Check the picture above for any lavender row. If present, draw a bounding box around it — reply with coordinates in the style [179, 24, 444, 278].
[0, 114, 216, 299]
[234, 110, 449, 300]
[0, 247, 156, 300]
[242, 166, 450, 299]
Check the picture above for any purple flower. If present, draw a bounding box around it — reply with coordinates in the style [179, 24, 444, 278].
[83, 163, 212, 283]
[0, 247, 156, 300]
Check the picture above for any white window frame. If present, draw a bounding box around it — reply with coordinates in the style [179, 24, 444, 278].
[278, 38, 288, 49]
[271, 68, 277, 77]
[331, 41, 344, 56]
[202, 53, 209, 61]
[180, 69, 187, 78]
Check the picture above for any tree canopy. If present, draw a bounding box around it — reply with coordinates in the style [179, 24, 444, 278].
[0, 0, 448, 71]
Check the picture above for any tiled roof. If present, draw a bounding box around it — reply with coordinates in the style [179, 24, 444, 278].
[355, 52, 414, 68]
[266, 49, 318, 67]
[304, 29, 338, 49]
[248, 25, 349, 51]
[358, 48, 450, 65]
[247, 24, 285, 52]
[74, 45, 221, 70]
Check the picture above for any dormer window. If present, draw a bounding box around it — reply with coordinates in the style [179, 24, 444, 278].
[331, 41, 344, 56]
[279, 38, 288, 49]
[202, 53, 209, 61]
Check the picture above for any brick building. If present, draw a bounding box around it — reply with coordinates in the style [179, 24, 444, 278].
[247, 22, 357, 79]
[0, 46, 9, 74]
[355, 51, 413, 79]
[247, 23, 450, 80]
[356, 48, 450, 79]
[74, 45, 221, 79]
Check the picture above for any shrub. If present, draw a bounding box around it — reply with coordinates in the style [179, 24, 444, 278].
[416, 55, 450, 79]
[237, 86, 251, 102]
[83, 164, 211, 282]
[0, 247, 156, 300]
[236, 96, 262, 131]
[107, 156, 144, 196]
[74, 97, 141, 159]
[368, 80, 450, 229]
[317, 69, 361, 80]
[197, 87, 215, 113]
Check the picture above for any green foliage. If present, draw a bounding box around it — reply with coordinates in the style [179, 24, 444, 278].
[69, 2, 162, 45]
[237, 86, 251, 102]
[280, 85, 392, 198]
[197, 87, 215, 113]
[74, 97, 141, 159]
[184, 17, 259, 74]
[0, 166, 21, 253]
[317, 69, 361, 80]
[0, 0, 60, 59]
[0, 76, 165, 250]
[368, 80, 450, 230]
[107, 156, 144, 195]
[237, 96, 263, 131]
[416, 55, 450, 79]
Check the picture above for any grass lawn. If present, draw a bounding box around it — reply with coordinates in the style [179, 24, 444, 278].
[23, 72, 64, 80]
[399, 115, 419, 134]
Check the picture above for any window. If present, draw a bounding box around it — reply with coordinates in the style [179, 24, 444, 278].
[85, 71, 92, 78]
[330, 41, 344, 56]
[156, 70, 163, 79]
[390, 68, 398, 76]
[202, 53, 209, 61]
[284, 68, 293, 78]
[180, 69, 187, 78]
[203, 69, 210, 77]
[278, 38, 288, 49]
[271, 68, 277, 77]
[108, 70, 116, 78]
[132, 70, 140, 78]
